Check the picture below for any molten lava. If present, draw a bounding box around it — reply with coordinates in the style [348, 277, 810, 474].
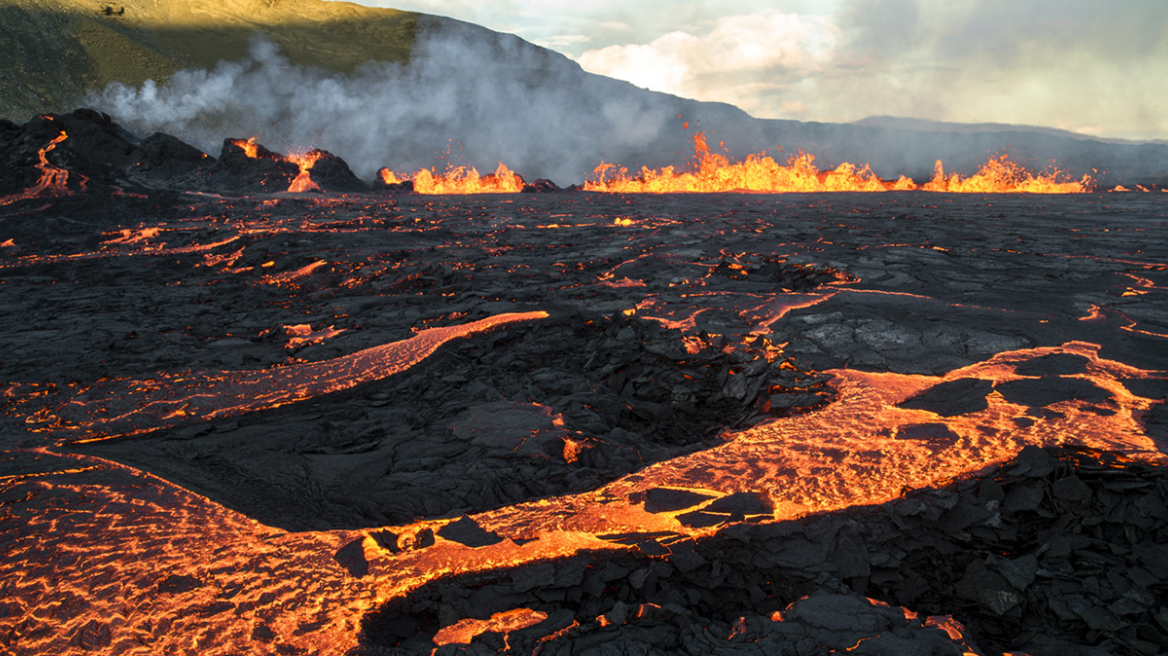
[583, 132, 1093, 194]
[32, 312, 548, 442]
[380, 162, 526, 194]
[585, 133, 886, 193]
[287, 150, 327, 193]
[0, 129, 79, 206]
[922, 156, 1092, 193]
[432, 608, 548, 648]
[229, 137, 262, 159]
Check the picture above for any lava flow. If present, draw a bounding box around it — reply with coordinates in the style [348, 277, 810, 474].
[29, 311, 547, 442]
[583, 132, 1092, 194]
[3, 340, 1161, 656]
[0, 128, 78, 206]
[378, 162, 526, 194]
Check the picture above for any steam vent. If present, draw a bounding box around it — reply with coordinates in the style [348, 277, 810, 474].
[2, 99, 1168, 656]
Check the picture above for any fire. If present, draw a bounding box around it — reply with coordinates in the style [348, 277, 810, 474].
[584, 132, 886, 193]
[382, 162, 526, 194]
[583, 132, 1093, 194]
[230, 137, 261, 159]
[921, 156, 1092, 193]
[378, 168, 403, 185]
[287, 150, 327, 193]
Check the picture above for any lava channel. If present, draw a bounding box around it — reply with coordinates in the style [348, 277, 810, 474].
[26, 311, 547, 442]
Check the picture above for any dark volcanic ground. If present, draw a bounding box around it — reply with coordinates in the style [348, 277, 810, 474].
[3, 191, 1163, 533]
[1, 116, 1168, 656]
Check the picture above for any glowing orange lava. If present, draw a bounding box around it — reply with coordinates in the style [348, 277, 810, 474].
[229, 137, 261, 159]
[380, 162, 526, 194]
[584, 133, 887, 193]
[921, 156, 1092, 193]
[432, 608, 548, 648]
[0, 129, 80, 206]
[32, 311, 548, 442]
[287, 150, 327, 193]
[583, 132, 1093, 194]
[2, 340, 1163, 655]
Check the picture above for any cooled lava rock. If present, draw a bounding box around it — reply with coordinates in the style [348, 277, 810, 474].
[208, 138, 300, 192]
[522, 178, 561, 193]
[129, 132, 217, 184]
[295, 149, 370, 193]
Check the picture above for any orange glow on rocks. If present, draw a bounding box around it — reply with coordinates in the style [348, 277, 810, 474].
[7, 340, 1153, 655]
[432, 608, 548, 648]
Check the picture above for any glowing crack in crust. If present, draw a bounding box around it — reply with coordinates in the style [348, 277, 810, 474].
[28, 312, 548, 442]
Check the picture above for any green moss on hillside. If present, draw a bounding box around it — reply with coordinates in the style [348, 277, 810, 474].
[0, 0, 420, 121]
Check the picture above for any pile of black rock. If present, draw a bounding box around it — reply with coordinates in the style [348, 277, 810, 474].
[354, 445, 1168, 656]
[0, 109, 560, 196]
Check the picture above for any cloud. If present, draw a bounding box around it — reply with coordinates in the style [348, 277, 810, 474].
[533, 34, 592, 50]
[574, 9, 836, 103]
[816, 0, 1168, 139]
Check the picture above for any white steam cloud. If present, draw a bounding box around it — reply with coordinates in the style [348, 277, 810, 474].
[575, 9, 835, 116]
[88, 19, 716, 184]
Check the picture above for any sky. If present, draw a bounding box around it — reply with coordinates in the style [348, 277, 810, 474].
[336, 0, 1168, 142]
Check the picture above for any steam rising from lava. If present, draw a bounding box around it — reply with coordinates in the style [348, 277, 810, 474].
[89, 19, 691, 185]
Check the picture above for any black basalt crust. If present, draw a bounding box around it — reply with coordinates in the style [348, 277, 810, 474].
[898, 377, 995, 416]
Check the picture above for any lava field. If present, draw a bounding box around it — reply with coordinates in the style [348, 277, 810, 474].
[1, 111, 1167, 656]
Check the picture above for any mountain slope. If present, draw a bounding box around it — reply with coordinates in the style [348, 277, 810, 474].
[0, 0, 419, 120]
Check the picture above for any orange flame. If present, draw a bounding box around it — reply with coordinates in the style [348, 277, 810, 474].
[230, 137, 261, 159]
[378, 168, 404, 185]
[585, 133, 886, 193]
[584, 132, 1092, 194]
[382, 162, 525, 194]
[287, 150, 326, 193]
[922, 156, 1092, 193]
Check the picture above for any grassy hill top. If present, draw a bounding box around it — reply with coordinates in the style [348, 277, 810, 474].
[0, 0, 420, 121]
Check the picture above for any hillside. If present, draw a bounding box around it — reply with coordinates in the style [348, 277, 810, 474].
[0, 0, 419, 121]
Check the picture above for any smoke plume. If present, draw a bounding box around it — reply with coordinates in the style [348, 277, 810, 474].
[89, 18, 721, 185]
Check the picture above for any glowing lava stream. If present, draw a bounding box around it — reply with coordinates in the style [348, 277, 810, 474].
[2, 341, 1164, 656]
[32, 312, 548, 442]
[0, 129, 80, 206]
[436, 341, 1165, 546]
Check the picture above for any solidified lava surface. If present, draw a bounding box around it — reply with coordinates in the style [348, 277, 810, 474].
[1, 114, 1167, 656]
